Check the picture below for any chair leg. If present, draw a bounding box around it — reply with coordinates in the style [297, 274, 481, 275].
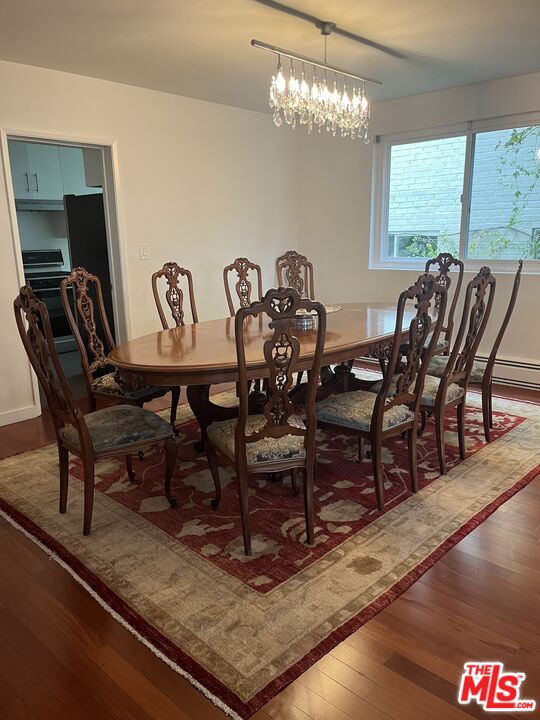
[482, 381, 492, 441]
[407, 427, 418, 493]
[125, 454, 135, 481]
[434, 406, 447, 475]
[164, 438, 178, 507]
[357, 436, 365, 462]
[457, 402, 466, 460]
[237, 468, 252, 556]
[58, 444, 69, 513]
[488, 384, 494, 429]
[291, 468, 298, 497]
[82, 461, 95, 536]
[303, 463, 314, 545]
[206, 443, 222, 509]
[170, 386, 181, 434]
[370, 430, 385, 511]
[418, 410, 427, 436]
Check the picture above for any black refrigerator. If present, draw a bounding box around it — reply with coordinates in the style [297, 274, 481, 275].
[64, 192, 116, 340]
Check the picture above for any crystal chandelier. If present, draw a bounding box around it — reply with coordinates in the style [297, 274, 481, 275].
[252, 27, 381, 142]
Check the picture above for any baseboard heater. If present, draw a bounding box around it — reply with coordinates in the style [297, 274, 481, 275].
[475, 355, 540, 391]
[356, 356, 540, 391]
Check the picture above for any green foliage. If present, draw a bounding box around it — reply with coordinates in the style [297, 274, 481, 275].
[405, 229, 459, 258]
[495, 126, 540, 258]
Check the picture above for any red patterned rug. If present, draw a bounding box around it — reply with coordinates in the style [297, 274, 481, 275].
[0, 393, 537, 720]
[68, 405, 524, 591]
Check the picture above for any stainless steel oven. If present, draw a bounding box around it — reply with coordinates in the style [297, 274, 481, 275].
[23, 249, 77, 354]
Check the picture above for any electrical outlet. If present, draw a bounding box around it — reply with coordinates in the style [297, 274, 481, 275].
[139, 244, 150, 260]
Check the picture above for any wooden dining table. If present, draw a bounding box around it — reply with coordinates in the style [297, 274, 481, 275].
[109, 302, 415, 448]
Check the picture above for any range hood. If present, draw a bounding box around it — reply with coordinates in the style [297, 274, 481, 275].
[15, 198, 65, 212]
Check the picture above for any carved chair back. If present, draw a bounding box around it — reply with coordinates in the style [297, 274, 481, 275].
[375, 273, 448, 420]
[481, 259, 522, 385]
[151, 262, 198, 329]
[234, 287, 326, 468]
[223, 257, 263, 316]
[440, 266, 496, 389]
[425, 252, 464, 349]
[14, 286, 91, 450]
[60, 266, 117, 387]
[276, 250, 315, 299]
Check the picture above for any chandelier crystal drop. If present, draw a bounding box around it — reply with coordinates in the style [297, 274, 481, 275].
[269, 56, 370, 142]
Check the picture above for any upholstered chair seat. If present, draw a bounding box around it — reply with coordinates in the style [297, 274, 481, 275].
[426, 356, 486, 384]
[399, 334, 447, 358]
[468, 361, 486, 384]
[425, 355, 449, 378]
[91, 372, 162, 402]
[316, 390, 414, 432]
[421, 375, 464, 406]
[207, 415, 306, 467]
[369, 374, 464, 407]
[59, 405, 173, 454]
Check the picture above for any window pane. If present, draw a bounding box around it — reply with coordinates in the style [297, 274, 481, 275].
[387, 136, 465, 259]
[467, 126, 540, 260]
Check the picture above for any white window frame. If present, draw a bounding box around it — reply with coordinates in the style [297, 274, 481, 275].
[370, 111, 540, 274]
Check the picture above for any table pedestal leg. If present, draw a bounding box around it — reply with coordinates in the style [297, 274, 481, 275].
[187, 384, 238, 452]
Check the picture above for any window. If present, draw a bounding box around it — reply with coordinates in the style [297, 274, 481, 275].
[371, 115, 540, 270]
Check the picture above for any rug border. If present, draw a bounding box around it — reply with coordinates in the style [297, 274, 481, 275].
[1, 459, 538, 719]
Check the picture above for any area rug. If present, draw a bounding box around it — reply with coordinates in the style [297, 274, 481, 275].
[0, 391, 539, 719]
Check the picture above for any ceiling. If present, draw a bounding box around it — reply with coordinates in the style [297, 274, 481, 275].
[1, 0, 539, 112]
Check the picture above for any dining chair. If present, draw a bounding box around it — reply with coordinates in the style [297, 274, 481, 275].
[421, 266, 497, 474]
[276, 250, 315, 299]
[276, 250, 316, 387]
[389, 252, 465, 375]
[316, 274, 447, 511]
[151, 261, 199, 430]
[151, 261, 199, 328]
[205, 287, 326, 556]
[223, 257, 263, 316]
[14, 285, 178, 536]
[61, 267, 168, 411]
[425, 252, 465, 354]
[428, 260, 522, 442]
[223, 256, 266, 400]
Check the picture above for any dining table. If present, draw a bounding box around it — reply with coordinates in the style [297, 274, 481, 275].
[108, 302, 415, 449]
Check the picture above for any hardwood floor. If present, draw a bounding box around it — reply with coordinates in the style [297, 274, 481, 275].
[0, 385, 539, 720]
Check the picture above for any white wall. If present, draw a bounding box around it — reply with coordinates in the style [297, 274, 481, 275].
[298, 71, 540, 385]
[0, 60, 298, 425]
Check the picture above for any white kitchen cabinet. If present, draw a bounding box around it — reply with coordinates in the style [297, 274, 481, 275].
[8, 141, 32, 198]
[8, 140, 64, 200]
[9, 140, 102, 200]
[27, 143, 64, 199]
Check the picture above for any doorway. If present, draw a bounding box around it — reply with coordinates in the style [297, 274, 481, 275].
[7, 137, 124, 407]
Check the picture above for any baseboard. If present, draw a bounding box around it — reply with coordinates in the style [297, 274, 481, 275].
[0, 404, 41, 427]
[476, 355, 540, 391]
[356, 355, 540, 391]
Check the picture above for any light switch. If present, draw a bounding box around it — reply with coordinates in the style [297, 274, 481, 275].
[139, 244, 150, 260]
